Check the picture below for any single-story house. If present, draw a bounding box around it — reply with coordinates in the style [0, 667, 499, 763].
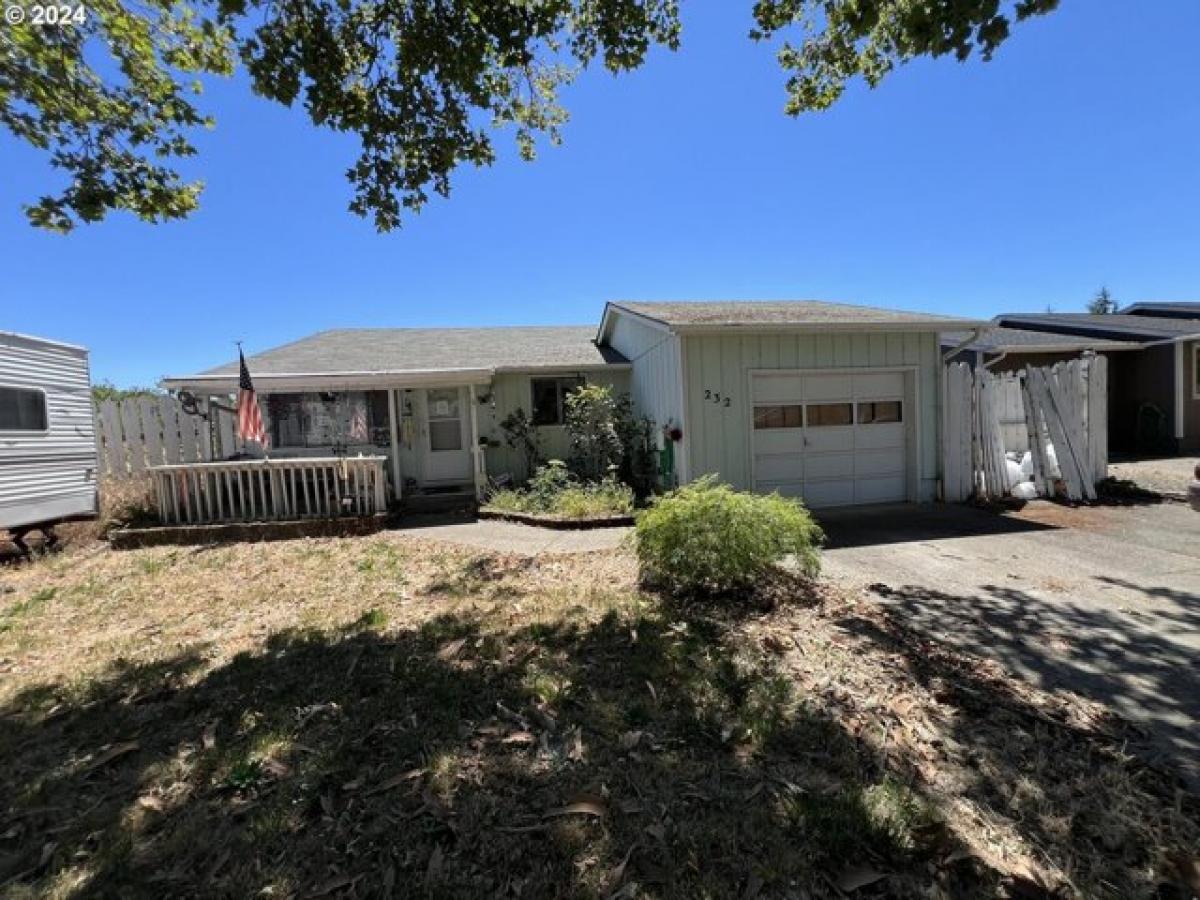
[994, 306, 1200, 453]
[162, 300, 985, 510]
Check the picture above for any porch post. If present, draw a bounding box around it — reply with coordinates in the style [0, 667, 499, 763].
[388, 388, 403, 503]
[468, 384, 486, 500]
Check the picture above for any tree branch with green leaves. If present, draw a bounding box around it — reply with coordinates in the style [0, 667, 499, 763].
[3, 0, 1062, 233]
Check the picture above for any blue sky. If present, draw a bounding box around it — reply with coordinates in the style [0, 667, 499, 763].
[3, 0, 1199, 386]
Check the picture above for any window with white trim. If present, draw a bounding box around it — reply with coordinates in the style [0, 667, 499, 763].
[0, 386, 48, 431]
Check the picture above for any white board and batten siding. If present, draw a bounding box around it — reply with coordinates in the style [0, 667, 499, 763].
[682, 331, 942, 505]
[603, 311, 686, 479]
[0, 332, 98, 531]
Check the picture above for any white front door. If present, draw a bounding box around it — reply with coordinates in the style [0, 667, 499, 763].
[422, 387, 473, 483]
[751, 371, 909, 508]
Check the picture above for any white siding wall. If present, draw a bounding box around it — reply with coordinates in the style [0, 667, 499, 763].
[480, 369, 631, 482]
[604, 311, 685, 479]
[682, 331, 942, 501]
[0, 334, 98, 530]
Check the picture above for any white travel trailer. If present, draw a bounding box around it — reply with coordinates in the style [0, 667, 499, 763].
[1, 331, 98, 548]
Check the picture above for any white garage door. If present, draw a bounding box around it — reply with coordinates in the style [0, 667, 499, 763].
[751, 371, 908, 508]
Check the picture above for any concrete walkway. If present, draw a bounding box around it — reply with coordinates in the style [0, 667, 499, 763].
[818, 501, 1200, 787]
[394, 514, 631, 555]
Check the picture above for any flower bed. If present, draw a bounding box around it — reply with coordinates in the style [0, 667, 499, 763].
[480, 461, 635, 527]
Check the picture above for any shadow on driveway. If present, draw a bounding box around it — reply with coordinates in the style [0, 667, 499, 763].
[819, 501, 1200, 790]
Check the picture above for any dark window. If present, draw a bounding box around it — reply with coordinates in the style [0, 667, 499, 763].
[0, 387, 48, 431]
[806, 402, 853, 427]
[753, 405, 803, 429]
[857, 401, 903, 424]
[531, 377, 582, 426]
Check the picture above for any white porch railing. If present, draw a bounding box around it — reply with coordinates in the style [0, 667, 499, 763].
[150, 456, 388, 526]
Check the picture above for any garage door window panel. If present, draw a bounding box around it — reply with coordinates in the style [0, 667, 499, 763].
[857, 401, 902, 424]
[806, 403, 853, 427]
[753, 405, 803, 429]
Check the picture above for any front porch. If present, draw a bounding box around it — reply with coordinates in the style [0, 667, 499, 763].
[152, 381, 492, 524]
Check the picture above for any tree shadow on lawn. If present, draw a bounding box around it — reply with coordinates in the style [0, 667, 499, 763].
[0, 584, 1004, 899]
[830, 590, 1200, 899]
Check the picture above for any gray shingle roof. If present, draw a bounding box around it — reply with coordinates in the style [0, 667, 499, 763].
[1120, 301, 1200, 318]
[610, 300, 984, 329]
[941, 326, 1139, 354]
[181, 326, 626, 380]
[997, 313, 1200, 341]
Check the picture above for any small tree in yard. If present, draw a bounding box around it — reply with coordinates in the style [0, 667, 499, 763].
[499, 408, 540, 479]
[564, 384, 623, 481]
[635, 476, 823, 596]
[614, 394, 659, 497]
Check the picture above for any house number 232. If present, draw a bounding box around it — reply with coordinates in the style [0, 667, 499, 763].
[704, 389, 731, 408]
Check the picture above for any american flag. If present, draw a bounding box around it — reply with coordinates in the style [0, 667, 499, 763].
[237, 348, 268, 447]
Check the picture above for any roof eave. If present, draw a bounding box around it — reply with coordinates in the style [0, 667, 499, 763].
[161, 361, 631, 392]
[996, 315, 1200, 342]
[596, 302, 676, 343]
[672, 319, 988, 335]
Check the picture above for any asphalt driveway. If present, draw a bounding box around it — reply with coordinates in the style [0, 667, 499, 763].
[819, 500, 1200, 788]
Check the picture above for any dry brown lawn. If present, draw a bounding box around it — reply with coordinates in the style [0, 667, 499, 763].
[0, 531, 1196, 899]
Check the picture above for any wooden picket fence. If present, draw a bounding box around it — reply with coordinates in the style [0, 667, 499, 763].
[94, 396, 243, 478]
[944, 355, 1107, 503]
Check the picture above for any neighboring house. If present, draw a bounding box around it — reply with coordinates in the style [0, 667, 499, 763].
[941, 325, 1138, 372]
[994, 307, 1200, 454]
[1, 332, 98, 540]
[162, 301, 984, 510]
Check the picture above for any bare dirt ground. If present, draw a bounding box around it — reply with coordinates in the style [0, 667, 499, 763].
[1, 532, 1197, 898]
[1109, 456, 1199, 496]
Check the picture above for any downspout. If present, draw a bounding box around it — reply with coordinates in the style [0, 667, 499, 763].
[942, 327, 988, 363]
[1175, 341, 1186, 443]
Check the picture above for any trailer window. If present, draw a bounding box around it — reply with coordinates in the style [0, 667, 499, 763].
[0, 387, 48, 431]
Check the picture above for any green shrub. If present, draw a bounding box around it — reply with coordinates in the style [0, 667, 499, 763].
[553, 479, 635, 518]
[498, 407, 541, 477]
[564, 384, 623, 480]
[526, 459, 574, 507]
[482, 488, 531, 514]
[634, 476, 823, 594]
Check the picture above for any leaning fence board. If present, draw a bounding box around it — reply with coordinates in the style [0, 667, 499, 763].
[1086, 355, 1108, 483]
[944, 357, 1106, 503]
[1042, 364, 1096, 501]
[1028, 368, 1087, 500]
[1018, 376, 1047, 497]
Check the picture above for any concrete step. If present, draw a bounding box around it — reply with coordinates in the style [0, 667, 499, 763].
[400, 489, 477, 515]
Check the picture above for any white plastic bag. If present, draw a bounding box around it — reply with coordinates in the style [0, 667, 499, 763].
[1018, 451, 1034, 477]
[1004, 458, 1024, 490]
[1043, 443, 1061, 479]
[1011, 481, 1038, 501]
